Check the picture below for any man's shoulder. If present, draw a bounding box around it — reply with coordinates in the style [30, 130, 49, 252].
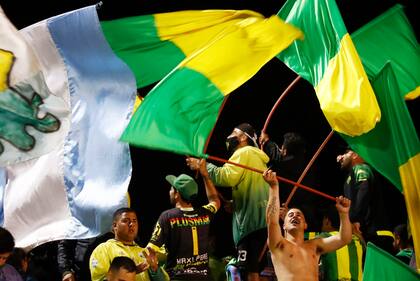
[352, 164, 373, 181]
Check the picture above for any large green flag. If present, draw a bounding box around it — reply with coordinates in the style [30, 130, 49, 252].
[342, 64, 420, 273]
[363, 243, 419, 280]
[277, 0, 381, 137]
[121, 12, 302, 157]
[352, 5, 420, 100]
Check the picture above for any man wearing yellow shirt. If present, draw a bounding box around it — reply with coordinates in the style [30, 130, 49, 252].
[90, 208, 167, 281]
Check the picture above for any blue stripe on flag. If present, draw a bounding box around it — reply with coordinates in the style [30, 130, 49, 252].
[47, 6, 136, 237]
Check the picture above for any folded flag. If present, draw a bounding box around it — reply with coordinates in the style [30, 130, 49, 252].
[0, 5, 136, 249]
[121, 12, 303, 157]
[277, 0, 381, 137]
[0, 6, 65, 166]
[102, 10, 277, 88]
[352, 4, 420, 100]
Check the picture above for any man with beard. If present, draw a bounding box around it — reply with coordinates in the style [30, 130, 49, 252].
[89, 208, 167, 281]
[148, 159, 220, 280]
[263, 169, 352, 281]
[187, 123, 270, 281]
[336, 148, 393, 253]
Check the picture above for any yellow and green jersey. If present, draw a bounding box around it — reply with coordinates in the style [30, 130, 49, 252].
[207, 146, 269, 245]
[90, 239, 168, 281]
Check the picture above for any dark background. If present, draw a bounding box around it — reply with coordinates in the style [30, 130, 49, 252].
[1, 0, 418, 251]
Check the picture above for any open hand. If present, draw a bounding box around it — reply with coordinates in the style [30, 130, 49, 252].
[144, 247, 158, 272]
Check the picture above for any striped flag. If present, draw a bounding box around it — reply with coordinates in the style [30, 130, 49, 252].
[121, 12, 303, 157]
[277, 0, 381, 137]
[101, 10, 270, 88]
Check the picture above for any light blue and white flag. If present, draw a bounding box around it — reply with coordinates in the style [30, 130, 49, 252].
[0, 6, 136, 249]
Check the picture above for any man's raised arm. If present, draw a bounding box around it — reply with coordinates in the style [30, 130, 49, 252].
[199, 159, 221, 211]
[263, 169, 284, 250]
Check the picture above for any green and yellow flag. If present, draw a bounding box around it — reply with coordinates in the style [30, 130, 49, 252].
[277, 0, 381, 137]
[121, 12, 302, 157]
[102, 10, 268, 88]
[363, 243, 419, 280]
[352, 5, 420, 100]
[342, 64, 420, 273]
[341, 7, 420, 270]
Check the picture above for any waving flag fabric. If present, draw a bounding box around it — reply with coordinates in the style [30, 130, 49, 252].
[101, 10, 269, 88]
[277, 0, 381, 137]
[363, 243, 419, 280]
[352, 5, 420, 100]
[121, 13, 302, 157]
[342, 64, 420, 272]
[0, 6, 135, 249]
[0, 6, 66, 166]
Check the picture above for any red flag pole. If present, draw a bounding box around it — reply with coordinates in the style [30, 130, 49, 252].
[284, 129, 335, 207]
[260, 76, 301, 149]
[207, 154, 336, 202]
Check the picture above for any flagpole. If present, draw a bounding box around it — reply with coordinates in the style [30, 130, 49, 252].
[207, 154, 336, 202]
[260, 76, 301, 149]
[284, 129, 334, 206]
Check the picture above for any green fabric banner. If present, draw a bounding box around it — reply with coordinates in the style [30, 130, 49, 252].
[352, 5, 420, 100]
[363, 242, 419, 281]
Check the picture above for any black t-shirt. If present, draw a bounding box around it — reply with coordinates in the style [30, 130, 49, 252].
[149, 204, 217, 280]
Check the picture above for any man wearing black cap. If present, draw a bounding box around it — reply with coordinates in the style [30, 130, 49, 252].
[148, 159, 220, 280]
[187, 123, 270, 281]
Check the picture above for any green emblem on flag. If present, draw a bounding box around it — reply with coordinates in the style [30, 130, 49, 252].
[0, 49, 60, 155]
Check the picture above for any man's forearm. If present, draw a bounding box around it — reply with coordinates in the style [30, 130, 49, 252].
[202, 174, 220, 207]
[338, 212, 352, 244]
[266, 184, 280, 225]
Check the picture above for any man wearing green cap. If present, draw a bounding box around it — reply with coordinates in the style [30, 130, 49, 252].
[148, 159, 220, 280]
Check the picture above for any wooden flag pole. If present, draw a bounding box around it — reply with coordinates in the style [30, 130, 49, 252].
[284, 129, 335, 207]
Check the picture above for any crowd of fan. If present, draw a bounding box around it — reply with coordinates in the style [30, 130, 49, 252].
[1, 123, 417, 281]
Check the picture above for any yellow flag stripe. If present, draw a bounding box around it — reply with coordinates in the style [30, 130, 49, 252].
[0, 49, 14, 92]
[315, 34, 381, 136]
[155, 10, 262, 56]
[405, 86, 420, 100]
[183, 15, 302, 95]
[399, 153, 420, 272]
[133, 95, 142, 114]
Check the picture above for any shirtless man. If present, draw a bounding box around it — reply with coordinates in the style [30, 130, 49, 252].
[263, 169, 352, 281]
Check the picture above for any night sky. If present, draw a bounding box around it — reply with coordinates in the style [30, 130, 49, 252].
[1, 0, 417, 247]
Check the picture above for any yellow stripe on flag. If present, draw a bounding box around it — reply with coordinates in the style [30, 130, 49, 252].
[405, 86, 420, 100]
[184, 15, 303, 95]
[155, 10, 263, 55]
[399, 153, 420, 272]
[133, 95, 142, 114]
[315, 34, 381, 136]
[0, 49, 14, 92]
